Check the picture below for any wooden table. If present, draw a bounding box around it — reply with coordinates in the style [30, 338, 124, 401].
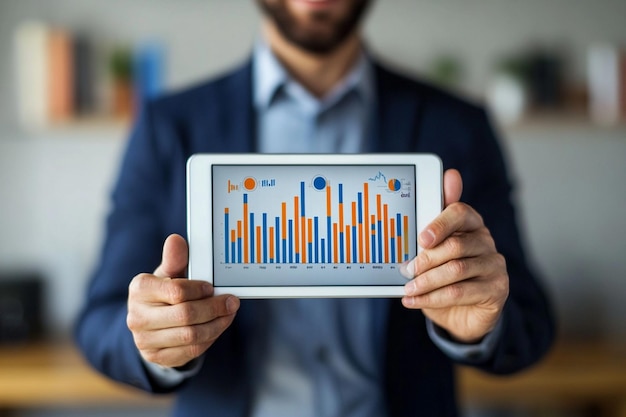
[0, 341, 171, 411]
[1, 340, 625, 415]
[458, 340, 626, 417]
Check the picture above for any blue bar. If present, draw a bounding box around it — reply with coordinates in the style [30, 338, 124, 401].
[231, 241, 236, 264]
[308, 242, 312, 263]
[327, 216, 332, 264]
[300, 181, 305, 216]
[282, 239, 287, 264]
[396, 213, 402, 263]
[288, 220, 293, 263]
[275, 217, 280, 264]
[250, 213, 255, 263]
[237, 237, 242, 263]
[314, 217, 319, 263]
[263, 213, 268, 264]
[358, 193, 363, 224]
[339, 183, 344, 263]
[340, 232, 345, 263]
[243, 193, 248, 204]
[396, 213, 402, 236]
[224, 210, 229, 263]
[321, 238, 326, 263]
[391, 238, 396, 263]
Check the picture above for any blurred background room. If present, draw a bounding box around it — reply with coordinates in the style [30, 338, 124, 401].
[0, 0, 625, 416]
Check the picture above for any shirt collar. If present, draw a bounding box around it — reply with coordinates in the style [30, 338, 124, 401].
[253, 40, 374, 114]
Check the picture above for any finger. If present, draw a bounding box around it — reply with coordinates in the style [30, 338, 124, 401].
[404, 253, 504, 297]
[128, 273, 213, 305]
[402, 277, 492, 309]
[138, 315, 237, 368]
[419, 202, 484, 249]
[154, 234, 189, 278]
[443, 168, 463, 208]
[399, 230, 494, 279]
[128, 294, 240, 331]
[417, 229, 495, 273]
[134, 313, 237, 353]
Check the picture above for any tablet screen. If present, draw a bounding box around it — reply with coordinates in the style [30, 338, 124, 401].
[211, 164, 416, 287]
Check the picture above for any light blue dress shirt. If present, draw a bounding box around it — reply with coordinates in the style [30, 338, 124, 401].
[251, 41, 388, 417]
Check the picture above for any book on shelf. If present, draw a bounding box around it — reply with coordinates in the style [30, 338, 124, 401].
[587, 43, 626, 126]
[13, 21, 165, 129]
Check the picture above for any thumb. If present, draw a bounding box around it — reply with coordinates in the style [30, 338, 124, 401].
[443, 169, 463, 208]
[154, 234, 189, 278]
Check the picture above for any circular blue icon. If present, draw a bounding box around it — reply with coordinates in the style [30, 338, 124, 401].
[313, 176, 327, 190]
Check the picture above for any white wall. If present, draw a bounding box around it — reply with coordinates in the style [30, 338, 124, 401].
[1, 0, 625, 342]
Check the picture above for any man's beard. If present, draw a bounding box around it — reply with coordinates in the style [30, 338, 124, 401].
[257, 0, 371, 55]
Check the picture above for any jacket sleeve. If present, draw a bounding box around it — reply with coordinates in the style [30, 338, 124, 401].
[74, 101, 177, 393]
[456, 108, 555, 374]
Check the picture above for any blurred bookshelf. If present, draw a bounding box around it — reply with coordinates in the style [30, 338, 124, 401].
[12, 21, 162, 135]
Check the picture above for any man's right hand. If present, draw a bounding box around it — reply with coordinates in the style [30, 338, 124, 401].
[127, 234, 240, 368]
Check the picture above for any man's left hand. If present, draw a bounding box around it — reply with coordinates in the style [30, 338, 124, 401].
[400, 169, 509, 343]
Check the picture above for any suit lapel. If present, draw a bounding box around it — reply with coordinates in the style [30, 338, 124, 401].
[216, 61, 257, 153]
[372, 63, 422, 153]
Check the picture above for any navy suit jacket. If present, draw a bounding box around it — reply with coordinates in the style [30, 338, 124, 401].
[75, 59, 554, 417]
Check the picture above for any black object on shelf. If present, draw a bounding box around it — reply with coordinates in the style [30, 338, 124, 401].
[0, 272, 44, 344]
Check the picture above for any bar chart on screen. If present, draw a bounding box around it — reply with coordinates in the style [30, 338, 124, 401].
[214, 165, 417, 271]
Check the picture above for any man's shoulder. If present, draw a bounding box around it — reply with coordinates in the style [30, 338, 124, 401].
[374, 59, 484, 117]
[145, 61, 252, 117]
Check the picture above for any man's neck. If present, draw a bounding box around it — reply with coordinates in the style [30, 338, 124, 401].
[263, 21, 362, 98]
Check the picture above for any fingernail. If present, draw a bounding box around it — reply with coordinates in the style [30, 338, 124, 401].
[399, 260, 416, 280]
[419, 229, 435, 247]
[226, 296, 240, 314]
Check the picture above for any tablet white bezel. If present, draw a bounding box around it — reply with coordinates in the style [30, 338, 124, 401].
[187, 153, 442, 298]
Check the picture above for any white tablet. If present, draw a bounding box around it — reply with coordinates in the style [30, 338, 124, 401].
[187, 153, 442, 298]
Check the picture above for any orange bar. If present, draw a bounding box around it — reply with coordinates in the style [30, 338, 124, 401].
[294, 196, 300, 257]
[231, 229, 236, 261]
[301, 217, 306, 264]
[333, 223, 338, 263]
[339, 202, 344, 240]
[364, 183, 370, 263]
[346, 225, 351, 263]
[326, 185, 332, 216]
[384, 204, 389, 263]
[390, 218, 396, 262]
[243, 200, 249, 263]
[255, 226, 262, 263]
[269, 226, 275, 262]
[355, 201, 363, 263]
[404, 215, 409, 260]
[237, 221, 242, 239]
[281, 202, 287, 239]
[397, 220, 402, 263]
[308, 218, 313, 264]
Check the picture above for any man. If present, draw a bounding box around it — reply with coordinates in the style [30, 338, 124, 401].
[75, 1, 554, 416]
